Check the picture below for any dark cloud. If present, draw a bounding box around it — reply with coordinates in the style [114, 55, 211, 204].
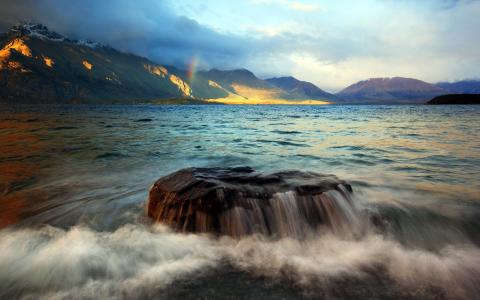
[0, 0, 479, 90]
[0, 0, 251, 69]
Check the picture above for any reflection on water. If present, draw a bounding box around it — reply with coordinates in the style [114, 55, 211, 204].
[0, 104, 479, 299]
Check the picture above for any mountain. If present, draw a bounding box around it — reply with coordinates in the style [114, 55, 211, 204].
[436, 80, 480, 94]
[0, 23, 228, 104]
[426, 94, 480, 105]
[336, 77, 447, 104]
[197, 68, 288, 101]
[0, 23, 331, 105]
[194, 70, 331, 104]
[265, 76, 335, 100]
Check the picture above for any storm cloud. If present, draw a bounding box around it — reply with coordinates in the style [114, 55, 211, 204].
[0, 0, 479, 91]
[0, 0, 253, 69]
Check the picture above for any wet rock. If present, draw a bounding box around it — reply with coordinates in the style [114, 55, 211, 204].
[147, 167, 361, 238]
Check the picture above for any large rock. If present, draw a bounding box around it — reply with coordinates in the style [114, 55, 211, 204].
[147, 167, 361, 238]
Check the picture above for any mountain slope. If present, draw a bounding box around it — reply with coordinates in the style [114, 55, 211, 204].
[266, 76, 335, 100]
[436, 80, 480, 94]
[0, 24, 329, 105]
[0, 23, 228, 104]
[337, 77, 447, 104]
[198, 68, 288, 100]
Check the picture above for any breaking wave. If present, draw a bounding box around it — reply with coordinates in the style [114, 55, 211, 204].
[1, 220, 479, 299]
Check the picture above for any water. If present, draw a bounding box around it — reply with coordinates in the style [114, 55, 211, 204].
[0, 104, 479, 299]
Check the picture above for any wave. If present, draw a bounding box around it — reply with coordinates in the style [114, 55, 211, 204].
[0, 225, 221, 299]
[1, 222, 479, 299]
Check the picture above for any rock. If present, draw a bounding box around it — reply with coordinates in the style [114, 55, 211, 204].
[426, 94, 480, 105]
[147, 167, 362, 238]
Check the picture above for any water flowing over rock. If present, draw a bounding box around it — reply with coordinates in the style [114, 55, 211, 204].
[147, 167, 363, 238]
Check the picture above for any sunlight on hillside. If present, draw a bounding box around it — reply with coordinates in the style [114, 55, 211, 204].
[208, 80, 222, 89]
[231, 83, 283, 99]
[82, 60, 93, 70]
[212, 98, 330, 105]
[169, 74, 192, 97]
[206, 93, 330, 105]
[207, 83, 330, 104]
[0, 39, 33, 71]
[43, 57, 54, 68]
[144, 64, 168, 78]
[0, 39, 32, 59]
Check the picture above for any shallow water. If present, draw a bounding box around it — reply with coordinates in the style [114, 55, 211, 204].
[0, 104, 479, 299]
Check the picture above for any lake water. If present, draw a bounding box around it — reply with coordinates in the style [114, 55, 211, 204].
[0, 104, 479, 299]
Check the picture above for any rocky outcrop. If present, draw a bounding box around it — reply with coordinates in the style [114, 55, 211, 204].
[426, 94, 480, 105]
[147, 167, 362, 238]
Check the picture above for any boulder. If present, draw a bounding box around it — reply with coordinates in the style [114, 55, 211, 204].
[147, 167, 360, 238]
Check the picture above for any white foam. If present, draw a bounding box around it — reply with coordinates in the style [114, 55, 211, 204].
[0, 225, 222, 299]
[0, 224, 479, 299]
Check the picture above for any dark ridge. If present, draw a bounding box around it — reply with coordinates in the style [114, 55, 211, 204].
[426, 94, 480, 105]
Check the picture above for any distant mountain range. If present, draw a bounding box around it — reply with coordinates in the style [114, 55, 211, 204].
[0, 23, 478, 104]
[436, 80, 480, 94]
[336, 77, 446, 104]
[266, 76, 336, 100]
[337, 77, 480, 104]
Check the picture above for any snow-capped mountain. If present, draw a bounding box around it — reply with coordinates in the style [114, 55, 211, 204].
[10, 23, 101, 48]
[0, 23, 336, 104]
[0, 23, 229, 103]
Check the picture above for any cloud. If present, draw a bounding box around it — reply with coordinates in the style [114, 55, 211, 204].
[0, 0, 479, 91]
[251, 0, 321, 12]
[0, 0, 251, 70]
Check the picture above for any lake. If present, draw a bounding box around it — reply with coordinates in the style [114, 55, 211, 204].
[0, 104, 479, 299]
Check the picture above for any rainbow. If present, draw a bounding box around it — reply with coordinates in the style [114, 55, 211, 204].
[187, 56, 199, 83]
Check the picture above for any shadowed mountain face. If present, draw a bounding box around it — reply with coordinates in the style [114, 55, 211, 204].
[0, 23, 228, 104]
[0, 24, 333, 104]
[436, 80, 480, 94]
[336, 77, 447, 104]
[266, 76, 336, 100]
[4, 23, 476, 105]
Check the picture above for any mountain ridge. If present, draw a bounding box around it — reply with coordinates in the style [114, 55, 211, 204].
[436, 80, 480, 94]
[266, 76, 336, 100]
[0, 23, 229, 103]
[336, 77, 447, 104]
[0, 23, 331, 104]
[1, 23, 478, 105]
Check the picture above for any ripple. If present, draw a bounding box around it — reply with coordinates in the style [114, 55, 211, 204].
[257, 139, 309, 147]
[50, 126, 78, 131]
[134, 118, 153, 123]
[346, 158, 376, 166]
[271, 130, 302, 135]
[95, 152, 128, 160]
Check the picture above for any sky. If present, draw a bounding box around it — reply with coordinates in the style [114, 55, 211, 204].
[0, 0, 479, 91]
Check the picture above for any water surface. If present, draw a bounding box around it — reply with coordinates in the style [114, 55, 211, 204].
[0, 104, 479, 299]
